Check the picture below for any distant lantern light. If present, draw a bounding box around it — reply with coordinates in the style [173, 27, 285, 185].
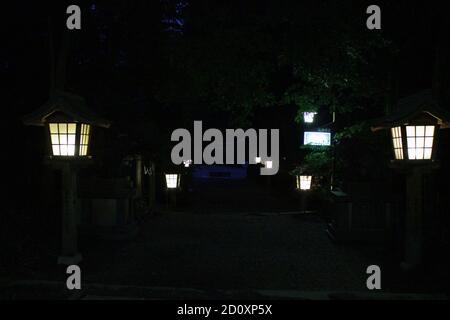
[296, 175, 312, 190]
[303, 112, 317, 123]
[165, 174, 180, 189]
[48, 123, 91, 157]
[183, 159, 192, 168]
[265, 161, 273, 169]
[255, 157, 261, 164]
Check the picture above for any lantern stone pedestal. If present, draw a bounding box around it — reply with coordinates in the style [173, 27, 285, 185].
[391, 162, 438, 270]
[166, 190, 177, 210]
[58, 162, 81, 265]
[46, 158, 93, 265]
[300, 192, 307, 214]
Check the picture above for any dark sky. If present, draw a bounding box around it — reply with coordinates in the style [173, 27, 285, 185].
[3, 1, 449, 121]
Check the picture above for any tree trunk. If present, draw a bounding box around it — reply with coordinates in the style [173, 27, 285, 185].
[48, 13, 72, 94]
[432, 13, 450, 106]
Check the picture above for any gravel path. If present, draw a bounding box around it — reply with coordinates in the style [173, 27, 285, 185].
[79, 178, 377, 292]
[83, 210, 372, 291]
[4, 179, 447, 298]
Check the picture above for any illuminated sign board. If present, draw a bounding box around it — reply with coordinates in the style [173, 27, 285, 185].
[304, 131, 331, 146]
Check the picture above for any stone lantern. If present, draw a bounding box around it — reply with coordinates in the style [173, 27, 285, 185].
[23, 91, 111, 264]
[371, 90, 450, 268]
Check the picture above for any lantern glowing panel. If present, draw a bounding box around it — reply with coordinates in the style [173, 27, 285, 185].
[49, 123, 77, 156]
[296, 175, 312, 190]
[390, 126, 404, 160]
[406, 125, 435, 160]
[79, 124, 90, 156]
[49, 123, 91, 157]
[165, 174, 180, 189]
[265, 161, 273, 169]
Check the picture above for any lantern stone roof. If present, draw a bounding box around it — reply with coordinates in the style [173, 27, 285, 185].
[22, 90, 111, 128]
[371, 89, 450, 132]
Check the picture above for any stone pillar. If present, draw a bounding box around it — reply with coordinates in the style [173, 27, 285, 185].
[403, 166, 427, 269]
[135, 154, 143, 198]
[58, 163, 82, 265]
[300, 192, 307, 214]
[147, 162, 156, 208]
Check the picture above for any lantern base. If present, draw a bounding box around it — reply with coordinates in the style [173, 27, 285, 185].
[388, 159, 440, 171]
[400, 261, 419, 272]
[57, 253, 83, 266]
[44, 156, 94, 168]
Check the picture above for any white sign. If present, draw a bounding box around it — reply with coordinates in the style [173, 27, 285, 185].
[304, 131, 331, 146]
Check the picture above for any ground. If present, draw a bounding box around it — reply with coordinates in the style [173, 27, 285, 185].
[83, 211, 371, 292]
[2, 178, 448, 299]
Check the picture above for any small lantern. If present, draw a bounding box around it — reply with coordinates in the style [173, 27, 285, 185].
[296, 175, 312, 190]
[165, 173, 180, 189]
[303, 112, 317, 123]
[265, 160, 273, 169]
[255, 157, 261, 164]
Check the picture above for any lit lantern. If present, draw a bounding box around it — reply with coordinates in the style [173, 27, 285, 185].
[255, 157, 261, 164]
[371, 90, 450, 268]
[22, 91, 111, 158]
[165, 174, 180, 189]
[303, 112, 317, 123]
[265, 161, 273, 169]
[296, 175, 312, 190]
[372, 90, 450, 163]
[22, 91, 110, 265]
